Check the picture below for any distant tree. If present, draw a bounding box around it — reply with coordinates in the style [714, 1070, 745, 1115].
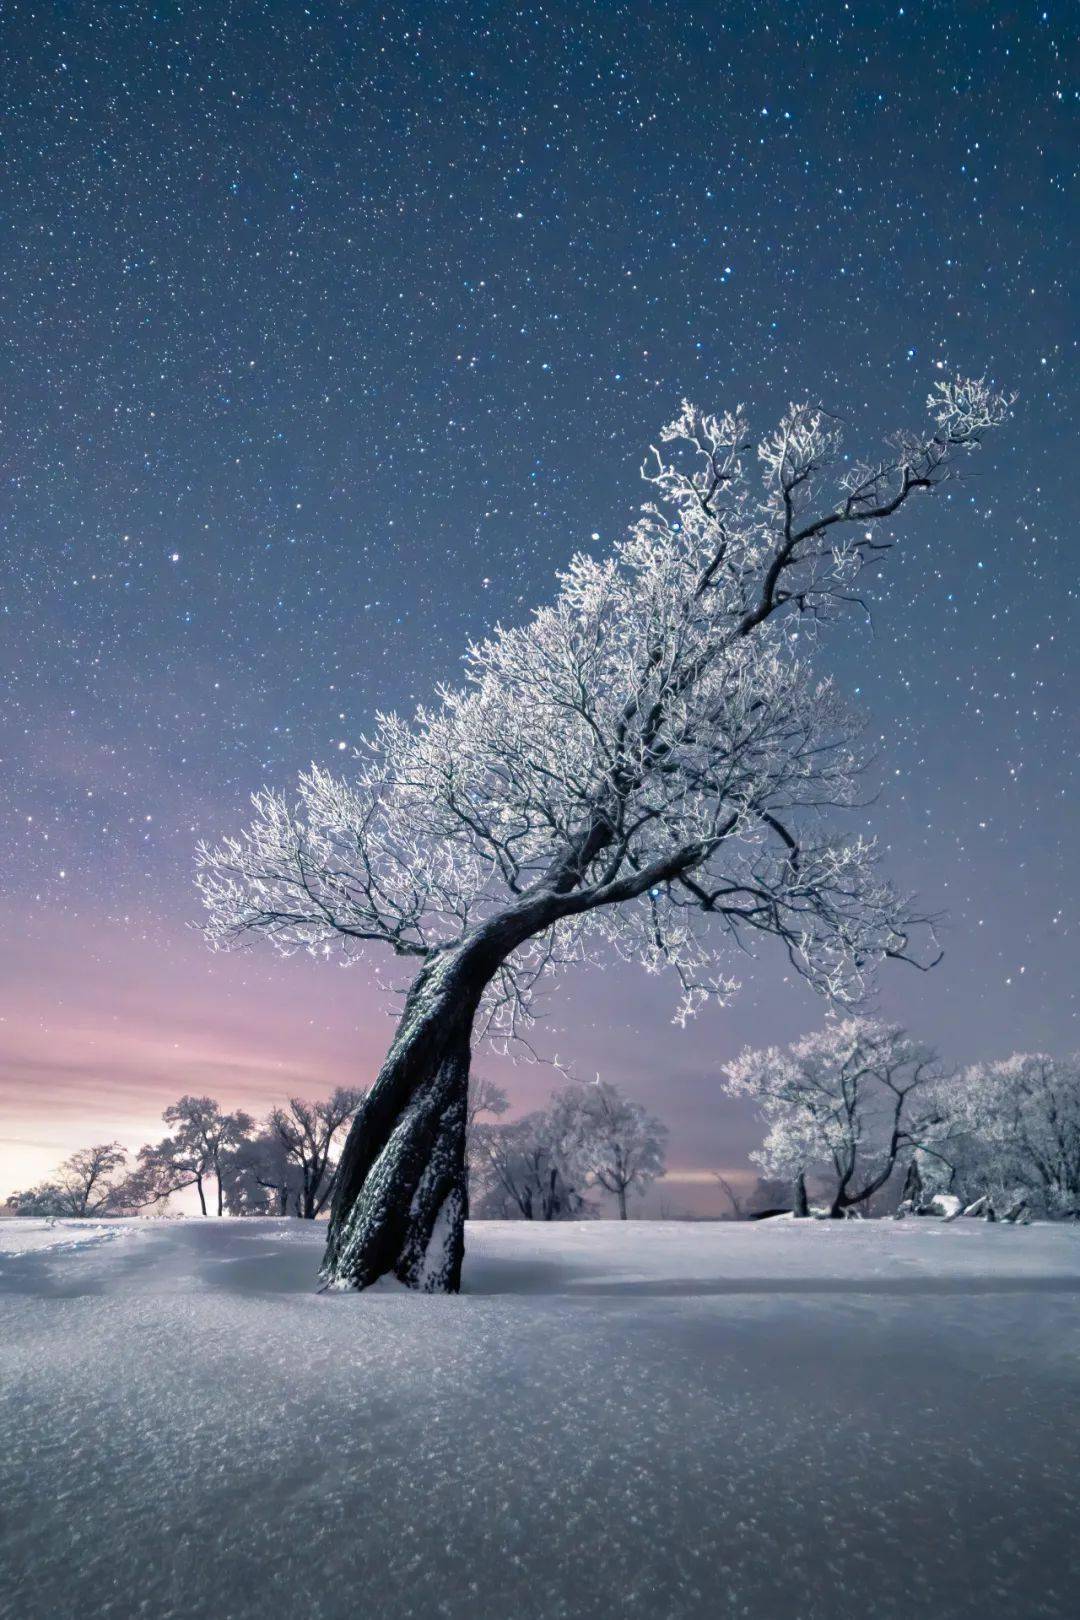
[745, 1175, 796, 1216]
[713, 1174, 747, 1219]
[551, 1081, 667, 1219]
[465, 1074, 509, 1197]
[138, 1097, 255, 1216]
[725, 1021, 940, 1217]
[8, 1143, 129, 1217]
[474, 1113, 588, 1220]
[197, 377, 1011, 1290]
[265, 1087, 366, 1219]
[219, 1132, 305, 1216]
[467, 1074, 510, 1136]
[714, 1173, 797, 1220]
[120, 1135, 200, 1212]
[931, 1054, 1080, 1215]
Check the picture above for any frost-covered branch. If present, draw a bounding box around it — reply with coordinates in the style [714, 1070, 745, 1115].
[198, 379, 1010, 1041]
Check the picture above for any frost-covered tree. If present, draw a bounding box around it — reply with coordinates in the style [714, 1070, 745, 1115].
[138, 1097, 255, 1216]
[197, 377, 1010, 1290]
[465, 1074, 510, 1197]
[551, 1081, 667, 1218]
[220, 1131, 305, 1216]
[122, 1135, 202, 1212]
[467, 1074, 510, 1135]
[934, 1054, 1080, 1215]
[7, 1142, 130, 1218]
[265, 1087, 366, 1219]
[725, 1020, 941, 1217]
[473, 1111, 587, 1220]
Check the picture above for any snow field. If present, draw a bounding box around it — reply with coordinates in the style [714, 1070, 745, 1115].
[1, 1218, 1077, 1620]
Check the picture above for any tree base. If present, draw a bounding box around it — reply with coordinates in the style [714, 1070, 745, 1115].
[321, 1031, 469, 1293]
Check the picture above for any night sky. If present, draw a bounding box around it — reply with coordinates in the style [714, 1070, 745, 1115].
[2, 1, 1076, 1207]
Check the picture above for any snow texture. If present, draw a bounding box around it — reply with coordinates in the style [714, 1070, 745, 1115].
[0, 1217, 135, 1257]
[1, 1217, 1078, 1619]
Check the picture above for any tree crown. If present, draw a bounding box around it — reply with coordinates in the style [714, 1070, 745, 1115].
[198, 379, 1010, 1036]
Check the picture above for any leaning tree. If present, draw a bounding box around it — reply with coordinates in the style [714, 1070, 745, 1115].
[197, 377, 1010, 1291]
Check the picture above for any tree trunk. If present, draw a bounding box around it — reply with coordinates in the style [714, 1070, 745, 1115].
[195, 1174, 207, 1217]
[829, 1185, 853, 1218]
[617, 1185, 628, 1220]
[900, 1156, 923, 1211]
[793, 1170, 809, 1219]
[322, 895, 578, 1292]
[322, 944, 485, 1292]
[544, 1168, 559, 1221]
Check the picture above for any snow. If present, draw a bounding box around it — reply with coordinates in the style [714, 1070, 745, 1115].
[412, 1189, 460, 1293]
[1, 1219, 1078, 1620]
[0, 1217, 136, 1258]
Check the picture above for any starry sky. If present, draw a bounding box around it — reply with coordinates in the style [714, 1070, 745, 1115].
[1, 0, 1076, 1209]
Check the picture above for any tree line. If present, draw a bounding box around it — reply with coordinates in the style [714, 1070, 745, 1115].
[5, 1088, 363, 1221]
[467, 1077, 667, 1220]
[722, 1019, 1080, 1222]
[12, 1025, 1075, 1227]
[5, 1077, 670, 1223]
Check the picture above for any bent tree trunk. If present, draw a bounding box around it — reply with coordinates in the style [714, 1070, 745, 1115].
[323, 885, 584, 1291]
[321, 942, 490, 1293]
[321, 870, 648, 1291]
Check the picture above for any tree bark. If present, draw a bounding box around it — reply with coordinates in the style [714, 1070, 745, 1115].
[321, 888, 618, 1291]
[899, 1156, 923, 1211]
[793, 1169, 809, 1218]
[321, 942, 488, 1292]
[617, 1185, 628, 1220]
[195, 1174, 207, 1217]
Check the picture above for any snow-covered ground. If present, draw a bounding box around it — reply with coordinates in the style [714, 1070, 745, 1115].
[0, 1217, 137, 1257]
[1, 1219, 1077, 1620]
